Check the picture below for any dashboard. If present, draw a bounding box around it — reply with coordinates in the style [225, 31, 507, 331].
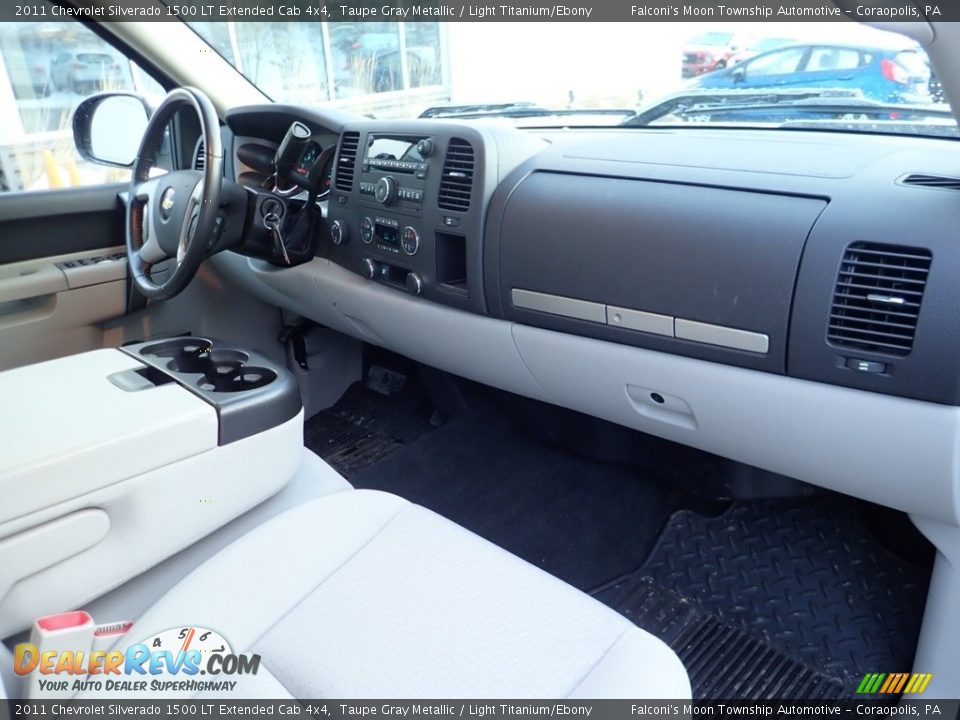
[215, 104, 960, 527]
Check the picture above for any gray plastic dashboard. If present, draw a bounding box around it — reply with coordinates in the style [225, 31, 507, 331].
[280, 112, 960, 405]
[213, 109, 960, 521]
[484, 128, 960, 404]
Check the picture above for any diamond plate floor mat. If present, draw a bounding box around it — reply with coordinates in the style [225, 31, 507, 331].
[595, 576, 846, 699]
[599, 498, 932, 697]
[304, 368, 437, 478]
[304, 411, 402, 478]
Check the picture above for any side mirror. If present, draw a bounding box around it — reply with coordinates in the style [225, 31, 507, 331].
[73, 93, 150, 168]
[732, 66, 746, 83]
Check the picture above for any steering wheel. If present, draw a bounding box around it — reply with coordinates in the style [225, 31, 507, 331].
[126, 87, 223, 299]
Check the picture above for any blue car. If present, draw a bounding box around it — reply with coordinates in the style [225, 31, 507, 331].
[690, 42, 932, 105]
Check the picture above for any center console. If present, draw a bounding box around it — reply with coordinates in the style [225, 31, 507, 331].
[120, 337, 300, 445]
[0, 341, 303, 636]
[320, 121, 545, 315]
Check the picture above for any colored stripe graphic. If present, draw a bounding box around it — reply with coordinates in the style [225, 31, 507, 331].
[904, 674, 920, 694]
[879, 674, 897, 693]
[856, 672, 933, 694]
[892, 673, 909, 693]
[906, 673, 933, 694]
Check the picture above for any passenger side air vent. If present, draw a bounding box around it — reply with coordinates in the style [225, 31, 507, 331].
[901, 173, 960, 190]
[334, 131, 360, 192]
[438, 138, 475, 212]
[193, 140, 205, 171]
[827, 242, 932, 356]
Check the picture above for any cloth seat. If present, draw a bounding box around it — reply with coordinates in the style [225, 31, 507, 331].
[87, 489, 690, 699]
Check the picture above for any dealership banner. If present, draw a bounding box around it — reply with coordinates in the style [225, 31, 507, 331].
[3, 0, 960, 22]
[3, 700, 960, 719]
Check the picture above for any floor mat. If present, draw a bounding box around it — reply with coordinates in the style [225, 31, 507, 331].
[348, 409, 676, 591]
[304, 373, 436, 478]
[595, 576, 845, 699]
[303, 411, 401, 478]
[307, 381, 930, 699]
[600, 498, 931, 696]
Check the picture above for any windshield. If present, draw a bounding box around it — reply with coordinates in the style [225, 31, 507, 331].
[184, 20, 954, 137]
[689, 31, 735, 47]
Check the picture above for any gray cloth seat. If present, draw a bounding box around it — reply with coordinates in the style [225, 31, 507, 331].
[83, 488, 691, 699]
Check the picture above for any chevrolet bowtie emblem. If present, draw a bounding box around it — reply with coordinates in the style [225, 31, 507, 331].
[160, 188, 176, 219]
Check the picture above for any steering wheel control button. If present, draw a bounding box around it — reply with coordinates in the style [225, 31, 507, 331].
[846, 358, 886, 374]
[360, 217, 374, 244]
[401, 226, 420, 255]
[406, 271, 424, 296]
[375, 176, 397, 205]
[330, 219, 348, 245]
[208, 216, 226, 250]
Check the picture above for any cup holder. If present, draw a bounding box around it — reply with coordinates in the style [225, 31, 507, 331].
[140, 338, 214, 374]
[138, 339, 276, 393]
[124, 336, 298, 441]
[198, 366, 277, 393]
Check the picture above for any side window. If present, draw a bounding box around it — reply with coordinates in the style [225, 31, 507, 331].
[806, 48, 863, 72]
[744, 48, 806, 78]
[0, 20, 164, 194]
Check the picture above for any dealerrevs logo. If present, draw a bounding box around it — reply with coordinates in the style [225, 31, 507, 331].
[15, 626, 260, 694]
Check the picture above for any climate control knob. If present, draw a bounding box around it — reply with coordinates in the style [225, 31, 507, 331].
[375, 176, 397, 205]
[401, 226, 419, 255]
[405, 271, 424, 296]
[359, 216, 374, 244]
[330, 219, 347, 245]
[362, 258, 378, 279]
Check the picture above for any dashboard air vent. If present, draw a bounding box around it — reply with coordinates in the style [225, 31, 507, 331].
[334, 131, 360, 192]
[901, 173, 960, 190]
[438, 138, 475, 212]
[827, 242, 932, 356]
[193, 140, 205, 171]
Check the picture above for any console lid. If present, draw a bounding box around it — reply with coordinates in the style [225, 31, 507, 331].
[0, 349, 218, 525]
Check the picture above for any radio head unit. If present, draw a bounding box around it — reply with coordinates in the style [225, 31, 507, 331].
[363, 134, 434, 173]
[359, 134, 437, 215]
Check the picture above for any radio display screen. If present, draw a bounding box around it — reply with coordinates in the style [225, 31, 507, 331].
[366, 135, 426, 163]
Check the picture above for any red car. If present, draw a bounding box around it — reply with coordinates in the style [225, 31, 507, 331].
[682, 31, 743, 78]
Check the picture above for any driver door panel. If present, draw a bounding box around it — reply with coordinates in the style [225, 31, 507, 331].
[0, 185, 129, 371]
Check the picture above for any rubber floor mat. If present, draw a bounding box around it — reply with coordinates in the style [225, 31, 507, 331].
[304, 373, 436, 478]
[303, 411, 402, 478]
[595, 577, 845, 699]
[612, 498, 931, 697]
[348, 409, 676, 591]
